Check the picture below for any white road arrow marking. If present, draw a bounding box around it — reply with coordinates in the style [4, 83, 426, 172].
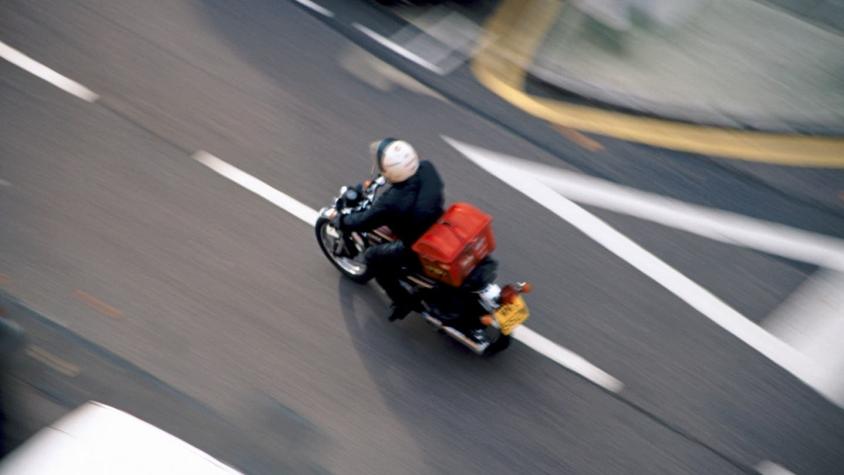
[764, 270, 844, 407]
[444, 136, 842, 408]
[443, 138, 844, 271]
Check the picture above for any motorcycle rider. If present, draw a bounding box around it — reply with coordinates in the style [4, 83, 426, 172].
[333, 138, 444, 322]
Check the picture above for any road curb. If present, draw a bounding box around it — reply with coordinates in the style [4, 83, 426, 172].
[525, 69, 844, 137]
[471, 0, 844, 167]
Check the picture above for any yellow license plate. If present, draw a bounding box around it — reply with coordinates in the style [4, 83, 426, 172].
[495, 295, 529, 335]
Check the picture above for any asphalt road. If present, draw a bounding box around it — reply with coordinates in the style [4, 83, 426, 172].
[1, 0, 843, 474]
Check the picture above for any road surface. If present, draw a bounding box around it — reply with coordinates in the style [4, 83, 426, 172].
[1, 1, 843, 473]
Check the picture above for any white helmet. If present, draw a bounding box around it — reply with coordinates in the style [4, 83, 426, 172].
[371, 138, 419, 183]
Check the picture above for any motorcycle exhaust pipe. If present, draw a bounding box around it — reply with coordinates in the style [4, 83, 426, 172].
[442, 326, 489, 355]
[421, 312, 489, 355]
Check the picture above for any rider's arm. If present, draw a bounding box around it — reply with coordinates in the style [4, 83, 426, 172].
[341, 196, 391, 231]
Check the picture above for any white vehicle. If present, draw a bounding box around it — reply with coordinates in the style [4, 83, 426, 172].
[0, 401, 242, 475]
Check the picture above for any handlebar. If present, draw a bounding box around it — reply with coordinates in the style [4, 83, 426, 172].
[334, 175, 386, 214]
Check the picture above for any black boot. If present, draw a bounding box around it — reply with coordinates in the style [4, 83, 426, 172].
[388, 301, 415, 322]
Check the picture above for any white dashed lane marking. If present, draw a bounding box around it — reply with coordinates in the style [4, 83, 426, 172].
[512, 326, 623, 392]
[354, 24, 446, 75]
[293, 0, 334, 17]
[0, 40, 99, 102]
[193, 151, 319, 226]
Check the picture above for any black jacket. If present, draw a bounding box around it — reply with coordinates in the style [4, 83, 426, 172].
[342, 160, 444, 246]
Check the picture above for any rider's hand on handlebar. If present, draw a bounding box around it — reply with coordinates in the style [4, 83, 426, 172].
[325, 208, 344, 229]
[330, 214, 345, 231]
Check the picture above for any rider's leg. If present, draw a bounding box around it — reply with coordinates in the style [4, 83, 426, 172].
[365, 242, 416, 320]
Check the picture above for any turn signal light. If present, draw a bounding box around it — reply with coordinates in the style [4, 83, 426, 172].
[480, 315, 495, 327]
[519, 282, 533, 294]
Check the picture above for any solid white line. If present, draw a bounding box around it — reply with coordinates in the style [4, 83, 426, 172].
[293, 0, 334, 17]
[443, 139, 844, 271]
[0, 40, 99, 102]
[192, 150, 622, 392]
[353, 24, 445, 75]
[755, 461, 796, 475]
[512, 327, 624, 392]
[444, 136, 831, 403]
[192, 151, 319, 226]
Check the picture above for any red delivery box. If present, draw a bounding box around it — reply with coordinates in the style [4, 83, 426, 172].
[412, 203, 496, 287]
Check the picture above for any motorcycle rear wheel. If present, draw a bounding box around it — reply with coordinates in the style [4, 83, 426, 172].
[315, 217, 374, 284]
[483, 334, 511, 356]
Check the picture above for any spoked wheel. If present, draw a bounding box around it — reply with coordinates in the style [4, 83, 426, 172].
[315, 217, 374, 283]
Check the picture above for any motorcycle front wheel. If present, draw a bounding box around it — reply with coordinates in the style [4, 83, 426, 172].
[315, 217, 374, 284]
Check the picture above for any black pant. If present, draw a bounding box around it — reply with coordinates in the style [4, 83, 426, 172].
[365, 241, 415, 305]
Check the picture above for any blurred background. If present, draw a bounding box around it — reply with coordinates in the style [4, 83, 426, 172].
[1, 0, 843, 473]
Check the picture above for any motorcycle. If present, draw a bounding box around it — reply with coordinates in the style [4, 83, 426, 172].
[315, 176, 531, 355]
